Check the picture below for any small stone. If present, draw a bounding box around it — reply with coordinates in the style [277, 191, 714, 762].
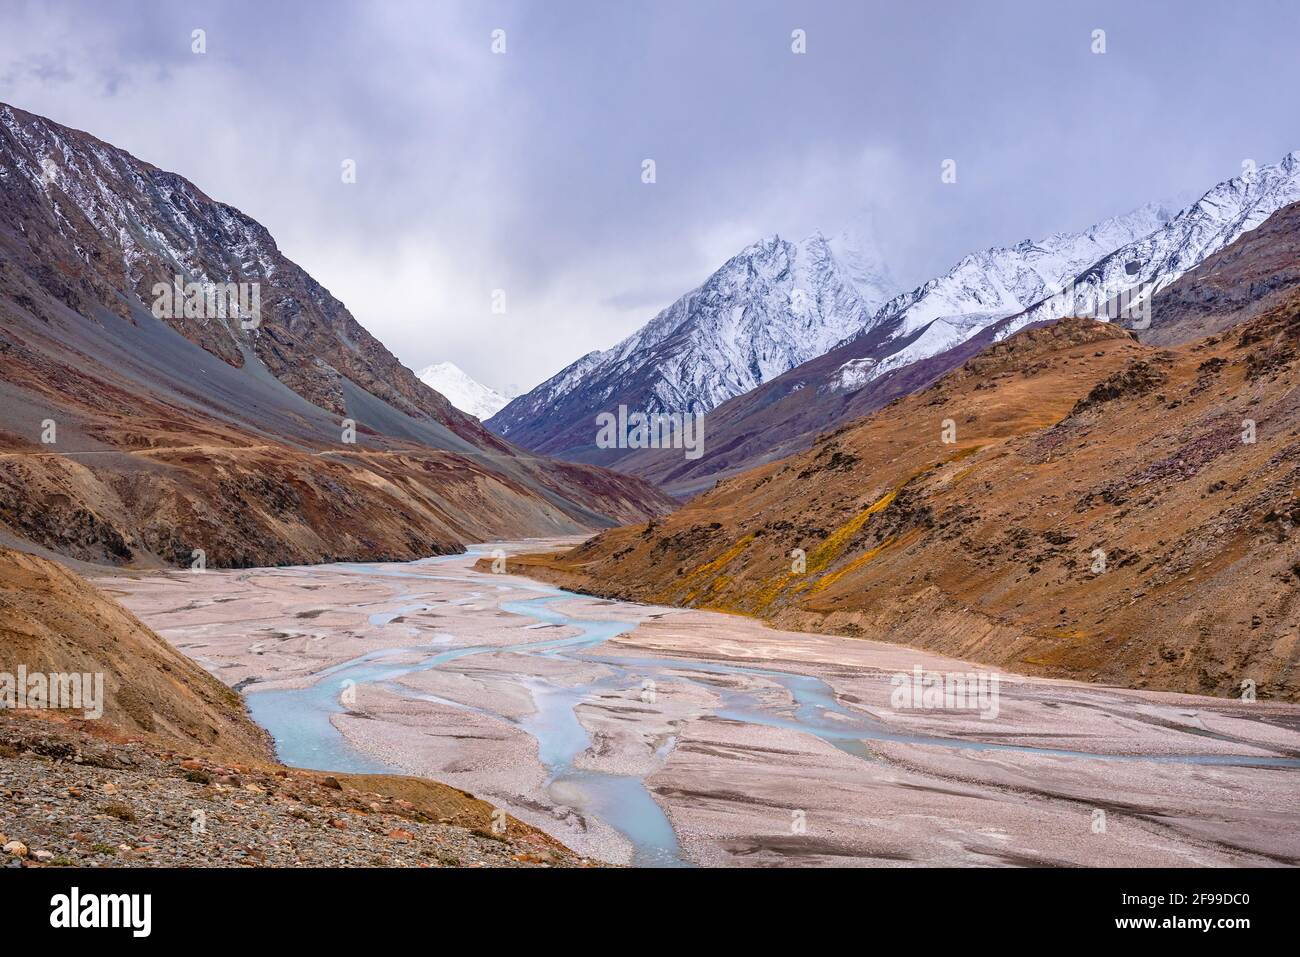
[321, 776, 343, 790]
[386, 829, 414, 842]
[32, 850, 53, 862]
[3, 841, 28, 858]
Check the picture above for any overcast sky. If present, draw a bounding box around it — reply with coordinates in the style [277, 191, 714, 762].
[2, 0, 1298, 394]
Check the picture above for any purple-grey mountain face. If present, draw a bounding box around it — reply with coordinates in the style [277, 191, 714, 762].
[612, 153, 1300, 497]
[0, 102, 482, 438]
[485, 230, 893, 463]
[1140, 198, 1300, 345]
[0, 102, 672, 566]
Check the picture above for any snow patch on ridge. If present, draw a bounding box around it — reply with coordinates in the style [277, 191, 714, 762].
[417, 362, 510, 420]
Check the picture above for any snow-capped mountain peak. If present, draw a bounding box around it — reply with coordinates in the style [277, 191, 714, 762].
[416, 362, 509, 420]
[879, 201, 1177, 340]
[485, 146, 1299, 466]
[486, 228, 888, 452]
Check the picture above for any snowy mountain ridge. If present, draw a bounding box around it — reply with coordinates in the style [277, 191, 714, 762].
[1000, 150, 1300, 340]
[825, 154, 1300, 396]
[856, 201, 1177, 345]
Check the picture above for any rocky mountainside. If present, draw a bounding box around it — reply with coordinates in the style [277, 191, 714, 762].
[1121, 199, 1300, 346]
[0, 103, 672, 567]
[846, 154, 1299, 403]
[492, 202, 1181, 494]
[0, 105, 469, 437]
[503, 292, 1300, 701]
[485, 230, 888, 462]
[612, 203, 1175, 496]
[774, 154, 1297, 412]
[0, 104, 621, 870]
[860, 201, 1176, 349]
[615, 310, 1018, 498]
[0, 725, 591, 867]
[416, 361, 510, 420]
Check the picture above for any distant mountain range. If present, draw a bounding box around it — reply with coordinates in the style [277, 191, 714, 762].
[826, 200, 1180, 394]
[417, 361, 510, 420]
[492, 150, 1300, 497]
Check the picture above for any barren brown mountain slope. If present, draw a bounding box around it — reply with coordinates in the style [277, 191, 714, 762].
[0, 338, 664, 566]
[0, 102, 473, 437]
[0, 320, 670, 567]
[0, 544, 271, 760]
[504, 310, 1300, 700]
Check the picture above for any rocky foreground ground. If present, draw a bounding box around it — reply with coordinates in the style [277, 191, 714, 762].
[0, 715, 592, 868]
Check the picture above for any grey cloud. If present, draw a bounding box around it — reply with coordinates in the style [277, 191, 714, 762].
[1, 0, 1297, 392]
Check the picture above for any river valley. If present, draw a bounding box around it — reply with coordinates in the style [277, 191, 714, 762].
[101, 540, 1300, 867]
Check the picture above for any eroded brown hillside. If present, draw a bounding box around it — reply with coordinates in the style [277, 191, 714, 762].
[0, 544, 272, 760]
